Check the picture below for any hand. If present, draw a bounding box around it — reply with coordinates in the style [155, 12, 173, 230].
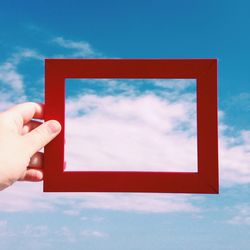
[0, 102, 61, 191]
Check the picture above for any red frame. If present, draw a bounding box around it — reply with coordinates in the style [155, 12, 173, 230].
[44, 59, 218, 193]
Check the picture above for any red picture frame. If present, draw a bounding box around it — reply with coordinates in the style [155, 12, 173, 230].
[44, 59, 218, 193]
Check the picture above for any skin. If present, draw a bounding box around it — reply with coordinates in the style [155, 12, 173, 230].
[0, 102, 61, 191]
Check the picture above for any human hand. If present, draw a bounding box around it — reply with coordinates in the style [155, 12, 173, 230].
[0, 102, 61, 191]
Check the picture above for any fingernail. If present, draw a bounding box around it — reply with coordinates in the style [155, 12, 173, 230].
[47, 120, 61, 134]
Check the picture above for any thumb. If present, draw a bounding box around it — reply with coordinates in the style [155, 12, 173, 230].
[22, 120, 61, 156]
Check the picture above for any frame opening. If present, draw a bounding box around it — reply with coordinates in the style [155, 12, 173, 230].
[65, 78, 198, 173]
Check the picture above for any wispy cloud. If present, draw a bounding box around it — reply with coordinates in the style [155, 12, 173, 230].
[52, 36, 100, 57]
[0, 61, 26, 111]
[0, 36, 101, 111]
[80, 229, 108, 238]
[0, 220, 8, 236]
[0, 182, 200, 214]
[0, 62, 24, 92]
[227, 92, 250, 111]
[227, 204, 250, 225]
[0, 221, 107, 248]
[55, 226, 76, 242]
[0, 48, 45, 110]
[22, 224, 49, 238]
[76, 193, 200, 213]
[80, 216, 106, 222]
[8, 48, 44, 65]
[153, 79, 196, 91]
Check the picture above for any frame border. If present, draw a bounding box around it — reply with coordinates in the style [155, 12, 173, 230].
[44, 59, 218, 193]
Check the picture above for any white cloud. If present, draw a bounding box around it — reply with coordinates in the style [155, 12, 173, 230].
[55, 226, 107, 241]
[65, 93, 197, 172]
[219, 129, 250, 186]
[52, 37, 99, 57]
[0, 220, 8, 236]
[0, 182, 54, 212]
[0, 220, 15, 238]
[55, 226, 76, 243]
[0, 182, 200, 214]
[0, 48, 44, 110]
[22, 225, 49, 238]
[0, 62, 24, 92]
[80, 229, 108, 238]
[228, 92, 250, 111]
[63, 209, 80, 216]
[0, 221, 107, 246]
[153, 79, 196, 91]
[227, 204, 250, 225]
[80, 216, 106, 222]
[8, 48, 44, 66]
[77, 193, 200, 213]
[0, 92, 25, 112]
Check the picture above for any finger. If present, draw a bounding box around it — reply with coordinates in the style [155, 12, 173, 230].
[22, 120, 43, 135]
[7, 102, 44, 128]
[22, 120, 61, 156]
[27, 152, 43, 168]
[19, 152, 44, 181]
[19, 169, 43, 182]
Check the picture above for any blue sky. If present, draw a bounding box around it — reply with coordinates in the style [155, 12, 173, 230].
[0, 1, 250, 249]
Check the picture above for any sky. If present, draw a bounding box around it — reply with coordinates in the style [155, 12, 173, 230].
[0, 0, 250, 249]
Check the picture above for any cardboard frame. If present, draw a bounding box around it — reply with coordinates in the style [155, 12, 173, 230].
[44, 59, 218, 193]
